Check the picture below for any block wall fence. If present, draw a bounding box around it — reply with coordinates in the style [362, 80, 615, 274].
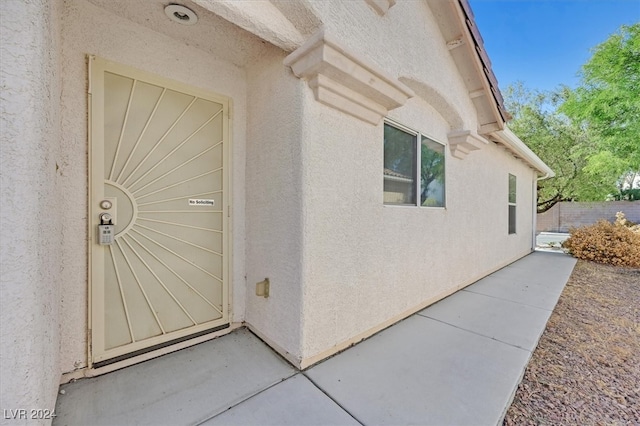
[537, 201, 640, 233]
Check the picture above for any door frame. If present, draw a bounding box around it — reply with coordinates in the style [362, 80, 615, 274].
[87, 55, 233, 368]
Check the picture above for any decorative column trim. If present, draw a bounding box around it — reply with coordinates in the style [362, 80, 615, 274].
[283, 29, 414, 125]
[447, 130, 488, 159]
[192, 0, 305, 51]
[365, 0, 397, 16]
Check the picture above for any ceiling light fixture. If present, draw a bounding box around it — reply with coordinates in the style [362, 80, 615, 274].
[164, 4, 198, 25]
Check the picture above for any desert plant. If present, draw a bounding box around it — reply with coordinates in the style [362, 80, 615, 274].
[615, 211, 639, 230]
[562, 213, 640, 267]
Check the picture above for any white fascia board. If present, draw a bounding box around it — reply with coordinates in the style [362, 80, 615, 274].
[492, 126, 555, 178]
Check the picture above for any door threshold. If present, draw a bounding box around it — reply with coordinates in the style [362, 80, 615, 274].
[62, 323, 241, 384]
[93, 324, 230, 369]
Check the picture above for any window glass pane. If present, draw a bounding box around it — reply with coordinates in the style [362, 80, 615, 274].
[420, 136, 445, 207]
[508, 174, 516, 234]
[508, 174, 517, 204]
[508, 205, 516, 234]
[384, 124, 416, 205]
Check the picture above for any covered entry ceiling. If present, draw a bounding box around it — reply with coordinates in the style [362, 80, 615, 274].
[86, 0, 271, 67]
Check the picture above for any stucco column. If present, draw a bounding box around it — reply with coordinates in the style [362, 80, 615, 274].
[244, 50, 306, 366]
[0, 0, 62, 419]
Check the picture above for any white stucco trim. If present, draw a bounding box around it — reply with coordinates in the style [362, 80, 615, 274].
[490, 127, 555, 177]
[447, 130, 488, 159]
[193, 0, 305, 52]
[399, 77, 465, 130]
[284, 29, 414, 125]
[364, 0, 397, 16]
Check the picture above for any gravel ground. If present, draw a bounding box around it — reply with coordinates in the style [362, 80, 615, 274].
[504, 260, 640, 425]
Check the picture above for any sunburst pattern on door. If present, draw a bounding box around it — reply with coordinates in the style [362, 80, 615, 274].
[91, 58, 229, 364]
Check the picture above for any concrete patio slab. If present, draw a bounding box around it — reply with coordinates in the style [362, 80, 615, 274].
[418, 290, 553, 351]
[54, 329, 295, 426]
[306, 315, 531, 426]
[489, 252, 576, 283]
[508, 251, 575, 267]
[461, 252, 576, 311]
[202, 374, 360, 425]
[53, 251, 577, 426]
[465, 272, 570, 311]
[488, 263, 572, 285]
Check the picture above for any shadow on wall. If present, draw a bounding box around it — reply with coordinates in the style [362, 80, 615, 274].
[537, 201, 640, 233]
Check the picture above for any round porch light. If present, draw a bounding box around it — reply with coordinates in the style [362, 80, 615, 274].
[164, 4, 198, 25]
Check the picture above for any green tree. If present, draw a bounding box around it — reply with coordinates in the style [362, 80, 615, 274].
[420, 140, 444, 204]
[562, 23, 640, 186]
[505, 83, 614, 212]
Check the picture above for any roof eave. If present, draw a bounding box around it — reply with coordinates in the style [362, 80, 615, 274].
[427, 0, 554, 177]
[490, 127, 555, 177]
[426, 0, 508, 135]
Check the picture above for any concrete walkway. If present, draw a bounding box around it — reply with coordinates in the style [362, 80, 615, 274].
[54, 251, 577, 426]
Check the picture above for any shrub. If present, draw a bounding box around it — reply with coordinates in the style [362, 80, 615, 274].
[562, 213, 640, 268]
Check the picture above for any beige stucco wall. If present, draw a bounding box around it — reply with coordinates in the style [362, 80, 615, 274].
[289, 1, 536, 362]
[1, 0, 541, 396]
[0, 0, 63, 419]
[297, 93, 535, 362]
[231, 0, 538, 365]
[309, 0, 472, 129]
[57, 0, 263, 374]
[244, 51, 306, 360]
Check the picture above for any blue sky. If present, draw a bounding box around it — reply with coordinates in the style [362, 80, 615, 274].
[469, 0, 640, 92]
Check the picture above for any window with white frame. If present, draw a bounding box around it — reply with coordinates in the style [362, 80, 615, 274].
[508, 173, 517, 234]
[383, 121, 445, 207]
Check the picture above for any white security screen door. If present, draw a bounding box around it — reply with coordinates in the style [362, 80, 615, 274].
[89, 57, 230, 366]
